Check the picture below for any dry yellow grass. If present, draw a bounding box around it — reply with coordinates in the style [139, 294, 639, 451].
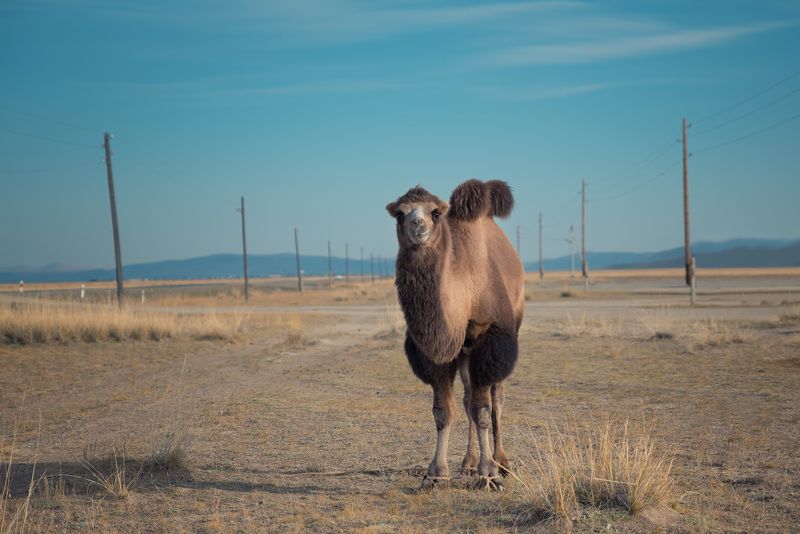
[512, 416, 674, 524]
[1, 415, 39, 534]
[779, 305, 800, 322]
[524, 267, 800, 283]
[0, 301, 247, 344]
[680, 319, 755, 351]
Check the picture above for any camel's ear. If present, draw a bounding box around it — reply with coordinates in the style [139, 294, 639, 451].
[438, 201, 450, 216]
[386, 202, 398, 217]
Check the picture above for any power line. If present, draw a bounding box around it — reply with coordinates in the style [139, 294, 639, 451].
[0, 127, 97, 149]
[592, 160, 682, 202]
[693, 85, 800, 137]
[593, 136, 678, 193]
[693, 68, 800, 125]
[695, 111, 800, 154]
[0, 161, 98, 174]
[0, 104, 96, 133]
[597, 139, 679, 193]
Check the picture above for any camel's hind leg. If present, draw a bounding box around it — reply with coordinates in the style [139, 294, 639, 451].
[468, 324, 518, 491]
[491, 381, 510, 475]
[459, 357, 479, 476]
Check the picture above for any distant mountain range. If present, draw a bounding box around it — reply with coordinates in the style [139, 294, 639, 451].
[2, 238, 798, 284]
[524, 238, 799, 271]
[0, 253, 390, 284]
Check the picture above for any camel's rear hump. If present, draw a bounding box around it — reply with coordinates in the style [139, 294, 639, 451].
[448, 179, 514, 221]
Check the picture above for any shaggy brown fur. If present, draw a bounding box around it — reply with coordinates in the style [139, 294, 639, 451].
[387, 179, 524, 490]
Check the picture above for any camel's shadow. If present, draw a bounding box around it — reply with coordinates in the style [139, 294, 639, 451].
[1, 461, 428, 499]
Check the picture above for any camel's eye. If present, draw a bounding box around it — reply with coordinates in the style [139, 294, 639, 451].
[395, 212, 404, 224]
[432, 209, 441, 222]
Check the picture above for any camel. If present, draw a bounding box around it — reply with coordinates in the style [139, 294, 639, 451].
[386, 179, 524, 491]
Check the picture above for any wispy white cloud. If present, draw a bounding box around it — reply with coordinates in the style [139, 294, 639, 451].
[15, 0, 587, 45]
[83, 77, 415, 97]
[222, 79, 416, 96]
[475, 82, 612, 101]
[488, 21, 792, 65]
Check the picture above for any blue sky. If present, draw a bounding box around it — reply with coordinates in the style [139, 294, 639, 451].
[1, 0, 799, 268]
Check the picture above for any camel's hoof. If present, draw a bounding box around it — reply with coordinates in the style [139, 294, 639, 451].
[473, 476, 504, 492]
[419, 474, 450, 491]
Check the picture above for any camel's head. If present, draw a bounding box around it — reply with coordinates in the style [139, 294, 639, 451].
[386, 186, 450, 248]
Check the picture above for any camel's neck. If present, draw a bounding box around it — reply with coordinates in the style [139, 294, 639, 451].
[394, 228, 464, 364]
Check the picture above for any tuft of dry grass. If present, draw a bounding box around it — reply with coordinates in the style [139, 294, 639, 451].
[681, 319, 754, 351]
[557, 314, 623, 339]
[778, 306, 800, 323]
[145, 356, 193, 471]
[147, 430, 190, 471]
[1, 414, 40, 534]
[511, 416, 674, 525]
[80, 441, 139, 500]
[0, 302, 247, 344]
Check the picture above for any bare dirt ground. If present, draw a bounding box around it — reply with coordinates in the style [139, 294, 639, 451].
[1, 271, 799, 532]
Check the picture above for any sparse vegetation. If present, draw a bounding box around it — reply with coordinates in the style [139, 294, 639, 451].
[80, 444, 139, 500]
[681, 319, 754, 350]
[1, 272, 797, 532]
[0, 301, 246, 344]
[779, 305, 800, 323]
[512, 417, 674, 523]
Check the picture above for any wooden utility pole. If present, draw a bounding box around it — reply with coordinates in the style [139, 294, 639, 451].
[294, 228, 303, 293]
[566, 225, 576, 279]
[327, 240, 333, 289]
[682, 117, 694, 289]
[237, 196, 249, 302]
[370, 253, 375, 283]
[538, 212, 544, 281]
[345, 243, 350, 284]
[103, 132, 124, 308]
[581, 180, 588, 292]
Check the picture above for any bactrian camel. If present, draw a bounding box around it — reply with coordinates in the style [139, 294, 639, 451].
[386, 179, 524, 491]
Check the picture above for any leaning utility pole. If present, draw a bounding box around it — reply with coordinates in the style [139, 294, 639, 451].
[237, 196, 249, 302]
[538, 212, 544, 281]
[370, 253, 375, 283]
[103, 132, 124, 308]
[345, 243, 350, 284]
[565, 225, 576, 279]
[682, 117, 695, 301]
[327, 240, 333, 289]
[581, 180, 588, 292]
[294, 228, 303, 293]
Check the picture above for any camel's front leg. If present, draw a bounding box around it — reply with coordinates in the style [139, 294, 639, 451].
[470, 385, 502, 491]
[421, 376, 457, 489]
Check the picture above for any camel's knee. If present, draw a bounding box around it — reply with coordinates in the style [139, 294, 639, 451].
[432, 404, 453, 431]
[470, 405, 492, 430]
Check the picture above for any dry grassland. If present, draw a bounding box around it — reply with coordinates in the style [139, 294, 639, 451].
[1, 274, 799, 532]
